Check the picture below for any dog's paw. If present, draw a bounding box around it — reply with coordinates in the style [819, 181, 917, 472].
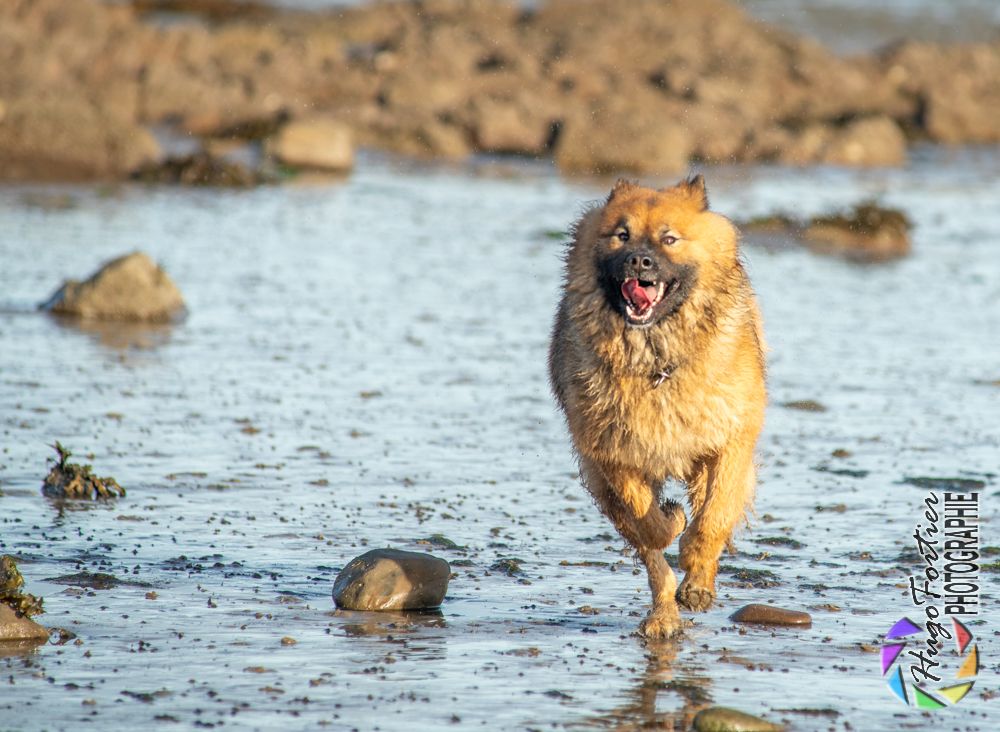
[676, 579, 715, 612]
[639, 607, 683, 639]
[659, 498, 687, 533]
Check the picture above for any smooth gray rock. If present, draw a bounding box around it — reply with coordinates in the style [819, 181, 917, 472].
[333, 548, 449, 611]
[730, 603, 812, 627]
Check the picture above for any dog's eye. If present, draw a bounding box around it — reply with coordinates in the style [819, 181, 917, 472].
[615, 227, 630, 243]
[662, 234, 678, 246]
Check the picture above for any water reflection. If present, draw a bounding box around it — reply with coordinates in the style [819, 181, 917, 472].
[584, 637, 712, 731]
[333, 609, 448, 661]
[44, 496, 119, 526]
[48, 314, 176, 350]
[335, 608, 446, 635]
[0, 637, 48, 660]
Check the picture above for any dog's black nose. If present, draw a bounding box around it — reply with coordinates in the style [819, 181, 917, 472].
[628, 253, 655, 271]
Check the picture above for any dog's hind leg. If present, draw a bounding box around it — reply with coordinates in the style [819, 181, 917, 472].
[683, 457, 710, 521]
[676, 439, 756, 612]
[579, 457, 687, 637]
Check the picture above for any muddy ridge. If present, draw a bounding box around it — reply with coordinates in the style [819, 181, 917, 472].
[1, 0, 998, 181]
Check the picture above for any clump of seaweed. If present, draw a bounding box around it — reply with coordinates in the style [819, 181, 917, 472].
[131, 152, 270, 188]
[42, 442, 125, 499]
[0, 555, 44, 618]
[808, 202, 910, 238]
[803, 202, 911, 261]
[740, 201, 911, 262]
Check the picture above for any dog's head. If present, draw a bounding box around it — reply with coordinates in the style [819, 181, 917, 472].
[567, 176, 739, 329]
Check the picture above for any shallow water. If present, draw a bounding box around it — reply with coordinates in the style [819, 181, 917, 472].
[739, 0, 1000, 52]
[1, 148, 998, 731]
[257, 0, 1000, 53]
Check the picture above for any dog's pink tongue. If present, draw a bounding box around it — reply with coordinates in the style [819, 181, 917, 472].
[621, 279, 652, 312]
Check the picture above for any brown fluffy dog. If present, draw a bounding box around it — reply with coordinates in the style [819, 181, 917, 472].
[549, 176, 766, 638]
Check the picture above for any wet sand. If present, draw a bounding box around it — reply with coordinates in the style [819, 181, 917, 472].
[740, 0, 1000, 52]
[1, 147, 998, 729]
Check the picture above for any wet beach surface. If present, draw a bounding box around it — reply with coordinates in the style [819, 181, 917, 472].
[739, 0, 1000, 53]
[1, 147, 999, 730]
[264, 0, 1000, 52]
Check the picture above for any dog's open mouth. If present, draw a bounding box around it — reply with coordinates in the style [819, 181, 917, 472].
[620, 278, 666, 324]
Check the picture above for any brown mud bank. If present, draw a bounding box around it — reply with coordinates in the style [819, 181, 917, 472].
[1, 0, 999, 181]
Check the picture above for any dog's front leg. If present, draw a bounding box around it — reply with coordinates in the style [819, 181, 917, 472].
[580, 458, 687, 638]
[637, 546, 683, 638]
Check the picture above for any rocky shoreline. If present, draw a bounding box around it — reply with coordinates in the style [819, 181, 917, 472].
[1, 0, 998, 182]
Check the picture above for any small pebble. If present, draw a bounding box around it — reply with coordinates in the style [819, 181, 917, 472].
[280, 636, 297, 646]
[730, 603, 812, 627]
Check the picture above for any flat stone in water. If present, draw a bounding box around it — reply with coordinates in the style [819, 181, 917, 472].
[781, 399, 827, 412]
[0, 605, 49, 642]
[45, 572, 150, 590]
[730, 603, 812, 627]
[901, 476, 986, 492]
[693, 706, 784, 732]
[333, 548, 449, 611]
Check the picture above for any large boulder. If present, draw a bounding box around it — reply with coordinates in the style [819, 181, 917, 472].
[356, 109, 472, 160]
[822, 116, 907, 167]
[333, 548, 450, 611]
[555, 99, 693, 175]
[0, 92, 160, 181]
[469, 95, 556, 156]
[0, 0, 160, 181]
[880, 41, 1000, 144]
[266, 118, 354, 172]
[3, 0, 1000, 181]
[780, 116, 907, 167]
[42, 252, 186, 322]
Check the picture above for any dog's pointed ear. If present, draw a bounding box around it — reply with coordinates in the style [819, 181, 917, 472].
[607, 178, 637, 203]
[682, 174, 709, 211]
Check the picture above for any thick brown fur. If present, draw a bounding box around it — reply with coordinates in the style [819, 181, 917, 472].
[549, 176, 766, 638]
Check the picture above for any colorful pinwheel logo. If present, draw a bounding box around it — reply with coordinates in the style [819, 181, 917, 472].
[882, 616, 979, 708]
